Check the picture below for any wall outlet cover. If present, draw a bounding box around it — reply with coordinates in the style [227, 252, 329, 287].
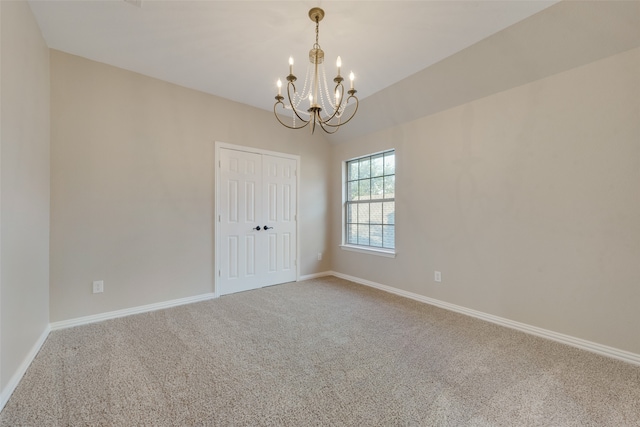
[92, 280, 104, 294]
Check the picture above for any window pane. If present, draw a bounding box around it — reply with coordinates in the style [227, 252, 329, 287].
[347, 203, 357, 224]
[370, 202, 383, 224]
[348, 181, 358, 201]
[357, 224, 370, 246]
[370, 225, 383, 247]
[344, 150, 395, 251]
[348, 161, 359, 181]
[357, 203, 369, 224]
[347, 224, 358, 245]
[383, 225, 395, 249]
[383, 202, 395, 225]
[370, 177, 384, 200]
[384, 175, 395, 198]
[384, 152, 395, 175]
[359, 158, 371, 179]
[371, 154, 384, 177]
[358, 179, 370, 200]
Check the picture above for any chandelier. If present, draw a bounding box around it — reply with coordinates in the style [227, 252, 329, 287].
[274, 7, 359, 134]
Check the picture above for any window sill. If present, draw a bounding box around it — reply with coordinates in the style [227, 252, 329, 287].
[340, 245, 396, 258]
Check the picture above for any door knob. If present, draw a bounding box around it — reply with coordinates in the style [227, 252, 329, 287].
[253, 226, 261, 231]
[264, 226, 273, 230]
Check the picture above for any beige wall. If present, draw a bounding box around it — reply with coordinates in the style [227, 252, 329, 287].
[331, 47, 640, 355]
[0, 1, 51, 391]
[50, 51, 331, 322]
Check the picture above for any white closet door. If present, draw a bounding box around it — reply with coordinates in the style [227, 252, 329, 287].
[218, 148, 297, 295]
[218, 149, 264, 294]
[262, 154, 297, 287]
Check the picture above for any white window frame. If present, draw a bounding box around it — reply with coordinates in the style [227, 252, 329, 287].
[340, 149, 396, 258]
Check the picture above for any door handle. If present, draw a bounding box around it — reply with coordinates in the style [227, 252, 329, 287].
[264, 226, 273, 230]
[253, 226, 261, 231]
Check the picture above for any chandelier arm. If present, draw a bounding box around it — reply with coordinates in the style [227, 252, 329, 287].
[318, 120, 341, 134]
[274, 101, 311, 130]
[319, 95, 359, 128]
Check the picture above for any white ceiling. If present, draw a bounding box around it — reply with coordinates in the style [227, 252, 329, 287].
[28, 0, 559, 113]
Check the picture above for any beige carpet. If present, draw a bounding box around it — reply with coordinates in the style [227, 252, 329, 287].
[1, 276, 639, 426]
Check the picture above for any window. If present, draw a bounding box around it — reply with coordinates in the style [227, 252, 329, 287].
[344, 150, 395, 253]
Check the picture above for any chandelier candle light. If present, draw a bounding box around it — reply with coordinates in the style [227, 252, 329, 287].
[274, 7, 359, 134]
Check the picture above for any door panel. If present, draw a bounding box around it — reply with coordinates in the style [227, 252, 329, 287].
[262, 154, 297, 286]
[245, 181, 255, 222]
[219, 149, 264, 295]
[283, 233, 292, 270]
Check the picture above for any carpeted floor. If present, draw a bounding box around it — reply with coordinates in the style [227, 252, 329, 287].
[1, 276, 639, 426]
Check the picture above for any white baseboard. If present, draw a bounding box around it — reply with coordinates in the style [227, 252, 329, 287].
[48, 274, 342, 331]
[299, 271, 333, 281]
[331, 271, 640, 367]
[50, 292, 217, 331]
[0, 324, 51, 412]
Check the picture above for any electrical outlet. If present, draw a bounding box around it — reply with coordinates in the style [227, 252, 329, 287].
[434, 271, 442, 283]
[317, 252, 323, 261]
[92, 280, 104, 294]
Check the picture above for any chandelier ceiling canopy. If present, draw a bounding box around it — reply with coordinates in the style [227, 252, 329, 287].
[274, 7, 359, 135]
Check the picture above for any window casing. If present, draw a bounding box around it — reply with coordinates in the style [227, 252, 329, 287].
[344, 150, 395, 251]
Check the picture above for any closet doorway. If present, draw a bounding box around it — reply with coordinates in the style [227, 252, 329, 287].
[215, 142, 299, 296]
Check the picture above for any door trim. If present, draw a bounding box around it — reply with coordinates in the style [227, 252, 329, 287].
[214, 141, 300, 297]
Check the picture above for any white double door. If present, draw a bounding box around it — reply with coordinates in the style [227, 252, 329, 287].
[218, 147, 297, 296]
